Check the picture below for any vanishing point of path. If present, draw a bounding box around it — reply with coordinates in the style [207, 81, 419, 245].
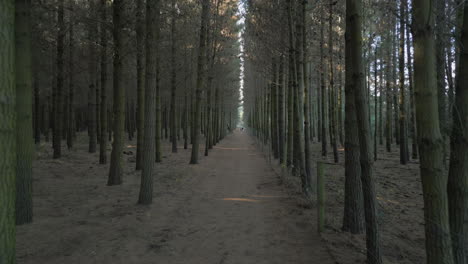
[17, 131, 335, 264]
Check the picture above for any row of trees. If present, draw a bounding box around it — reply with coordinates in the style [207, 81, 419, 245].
[0, 0, 242, 262]
[243, 0, 467, 263]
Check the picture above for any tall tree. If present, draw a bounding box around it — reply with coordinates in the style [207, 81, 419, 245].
[343, 6, 365, 233]
[0, 0, 16, 261]
[190, 0, 210, 164]
[413, 0, 455, 262]
[67, 0, 75, 149]
[320, 8, 328, 157]
[99, 0, 108, 164]
[346, 0, 382, 262]
[135, 0, 145, 169]
[16, 0, 34, 225]
[329, 0, 339, 163]
[291, 0, 307, 193]
[107, 0, 126, 186]
[399, 0, 408, 164]
[88, 0, 98, 154]
[170, 0, 178, 153]
[448, 3, 468, 263]
[138, 0, 160, 205]
[54, 0, 65, 159]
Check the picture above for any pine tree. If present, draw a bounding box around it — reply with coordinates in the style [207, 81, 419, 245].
[99, 0, 108, 165]
[135, 0, 145, 170]
[138, 0, 160, 205]
[0, 0, 16, 261]
[108, 0, 125, 186]
[15, 0, 34, 226]
[346, 0, 382, 262]
[448, 3, 468, 263]
[54, 0, 65, 159]
[170, 0, 178, 154]
[413, 0, 454, 262]
[190, 0, 210, 164]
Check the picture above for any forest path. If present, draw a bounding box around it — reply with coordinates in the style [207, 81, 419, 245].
[17, 130, 334, 264]
[155, 130, 335, 264]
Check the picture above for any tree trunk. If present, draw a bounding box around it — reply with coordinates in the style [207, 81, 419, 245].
[329, 0, 338, 163]
[88, 0, 97, 154]
[107, 0, 125, 186]
[99, 0, 108, 165]
[320, 9, 328, 157]
[0, 0, 16, 260]
[399, 0, 409, 164]
[385, 35, 392, 153]
[190, 0, 210, 164]
[15, 0, 34, 225]
[343, 6, 365, 232]
[170, 0, 178, 153]
[54, 0, 65, 159]
[413, 0, 455, 262]
[448, 3, 468, 264]
[278, 55, 286, 165]
[135, 0, 145, 170]
[138, 0, 159, 205]
[346, 0, 382, 262]
[406, 4, 418, 160]
[67, 0, 75, 150]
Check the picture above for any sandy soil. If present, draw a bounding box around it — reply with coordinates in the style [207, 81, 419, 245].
[261, 139, 436, 264]
[17, 131, 334, 264]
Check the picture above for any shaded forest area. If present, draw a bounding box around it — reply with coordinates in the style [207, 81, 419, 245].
[0, 0, 467, 263]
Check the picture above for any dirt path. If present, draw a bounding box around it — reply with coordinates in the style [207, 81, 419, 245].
[153, 131, 334, 264]
[17, 131, 334, 264]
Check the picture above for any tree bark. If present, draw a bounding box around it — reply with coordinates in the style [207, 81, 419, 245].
[15, 0, 34, 226]
[54, 0, 65, 159]
[346, 0, 382, 262]
[135, 0, 145, 169]
[399, 0, 409, 164]
[107, 0, 125, 186]
[138, 0, 159, 205]
[413, 0, 455, 262]
[190, 0, 210, 164]
[448, 3, 468, 264]
[0, 0, 16, 260]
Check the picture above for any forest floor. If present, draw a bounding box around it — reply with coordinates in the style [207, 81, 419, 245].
[264, 139, 429, 264]
[17, 130, 335, 264]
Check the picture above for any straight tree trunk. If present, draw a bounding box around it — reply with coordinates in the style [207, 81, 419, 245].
[329, 0, 338, 163]
[406, 6, 418, 160]
[346, 0, 382, 262]
[67, 0, 75, 149]
[88, 0, 97, 154]
[374, 46, 378, 161]
[278, 55, 286, 165]
[302, 0, 312, 182]
[138, 0, 159, 205]
[448, 3, 468, 263]
[170, 0, 178, 153]
[99, 0, 108, 165]
[54, 0, 65, 159]
[15, 0, 33, 225]
[320, 9, 328, 157]
[413, 0, 455, 262]
[343, 24, 365, 233]
[385, 35, 392, 152]
[155, 29, 162, 163]
[0, 0, 16, 260]
[190, 0, 210, 164]
[107, 0, 125, 186]
[399, 0, 409, 164]
[135, 0, 145, 170]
